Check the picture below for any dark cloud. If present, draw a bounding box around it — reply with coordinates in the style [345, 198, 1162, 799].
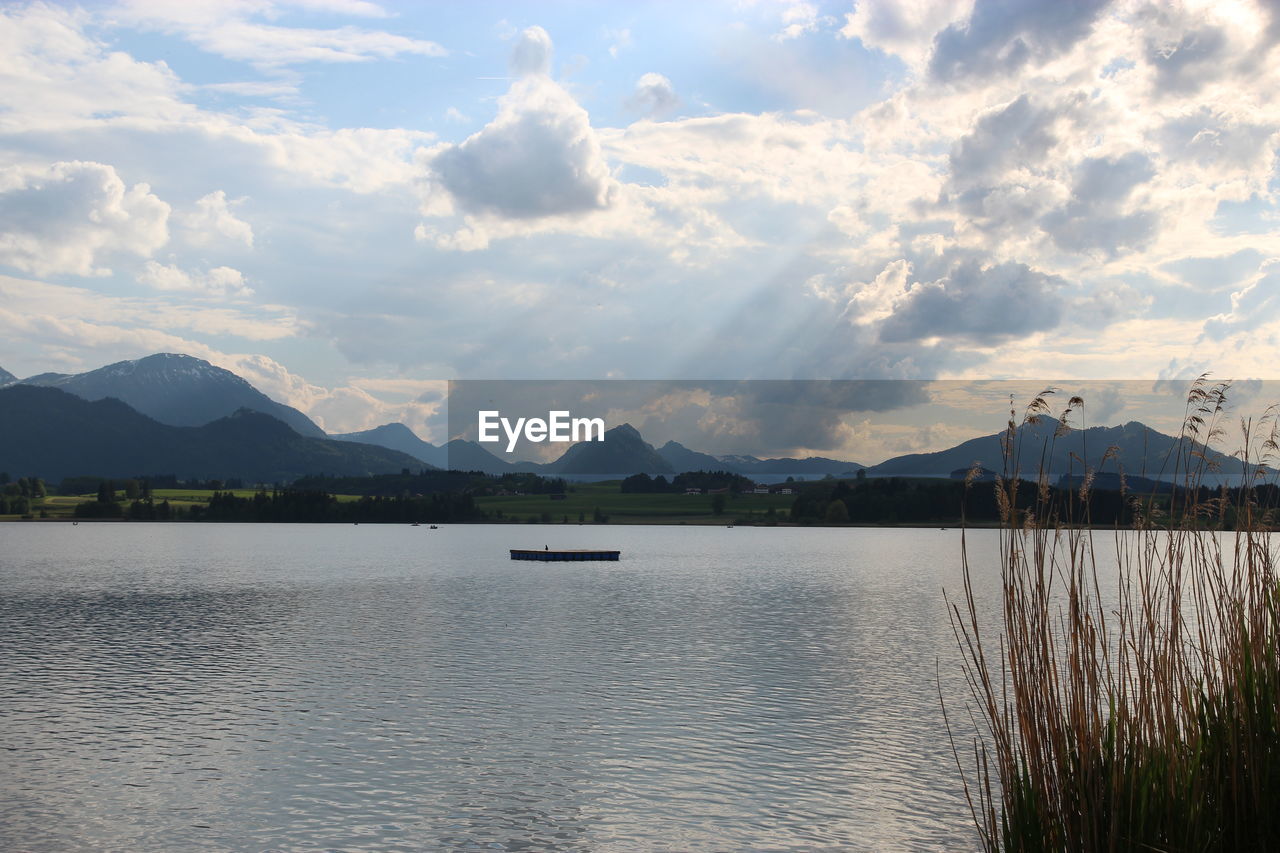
[1157, 108, 1276, 171]
[1041, 152, 1158, 256]
[1147, 26, 1230, 96]
[950, 94, 1062, 185]
[879, 259, 1066, 343]
[945, 93, 1085, 228]
[929, 0, 1111, 82]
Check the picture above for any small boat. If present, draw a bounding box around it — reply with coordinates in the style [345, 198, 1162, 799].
[430, 525, 439, 530]
[411, 522, 421, 527]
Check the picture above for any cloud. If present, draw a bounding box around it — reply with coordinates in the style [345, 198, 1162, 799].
[876, 259, 1066, 343]
[1040, 152, 1158, 256]
[0, 3, 192, 131]
[625, 72, 679, 118]
[1202, 259, 1280, 339]
[0, 160, 170, 277]
[218, 352, 446, 436]
[948, 94, 1074, 189]
[113, 0, 447, 70]
[775, 3, 831, 41]
[928, 0, 1111, 82]
[510, 25, 553, 76]
[604, 26, 631, 58]
[840, 0, 973, 68]
[424, 29, 615, 222]
[139, 261, 254, 297]
[180, 190, 254, 247]
[0, 273, 298, 380]
[1146, 23, 1230, 96]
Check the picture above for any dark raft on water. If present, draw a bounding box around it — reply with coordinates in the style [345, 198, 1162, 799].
[510, 549, 620, 561]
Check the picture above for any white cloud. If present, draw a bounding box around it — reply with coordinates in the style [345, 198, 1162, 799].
[605, 26, 631, 58]
[423, 29, 615, 223]
[0, 161, 170, 277]
[626, 72, 680, 118]
[0, 273, 299, 378]
[113, 0, 447, 70]
[509, 25, 553, 77]
[0, 5, 435, 196]
[217, 352, 446, 435]
[1202, 258, 1280, 339]
[181, 190, 255, 247]
[775, 3, 829, 41]
[0, 3, 193, 131]
[840, 0, 974, 68]
[139, 261, 254, 297]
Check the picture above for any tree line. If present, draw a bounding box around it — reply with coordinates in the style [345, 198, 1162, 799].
[788, 476, 1280, 528]
[620, 470, 755, 493]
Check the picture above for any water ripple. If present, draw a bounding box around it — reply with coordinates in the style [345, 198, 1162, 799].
[0, 523, 999, 851]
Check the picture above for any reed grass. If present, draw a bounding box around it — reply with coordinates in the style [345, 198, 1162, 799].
[946, 378, 1280, 851]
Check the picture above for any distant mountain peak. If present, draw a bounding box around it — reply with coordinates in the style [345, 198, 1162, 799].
[0, 365, 15, 386]
[550, 421, 672, 475]
[332, 422, 446, 469]
[13, 352, 325, 438]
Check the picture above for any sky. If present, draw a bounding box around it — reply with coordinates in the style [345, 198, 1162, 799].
[1, 0, 1278, 448]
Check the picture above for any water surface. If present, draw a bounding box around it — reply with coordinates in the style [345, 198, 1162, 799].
[0, 523, 999, 851]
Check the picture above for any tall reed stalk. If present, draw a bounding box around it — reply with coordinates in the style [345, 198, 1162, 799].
[947, 379, 1280, 851]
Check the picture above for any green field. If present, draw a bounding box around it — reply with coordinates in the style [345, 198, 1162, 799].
[476, 480, 796, 524]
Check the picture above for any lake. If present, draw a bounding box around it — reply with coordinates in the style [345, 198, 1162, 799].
[0, 523, 1005, 851]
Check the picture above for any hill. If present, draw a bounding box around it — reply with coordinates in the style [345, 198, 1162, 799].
[328, 424, 523, 475]
[547, 423, 673, 476]
[0, 365, 15, 385]
[0, 385, 427, 484]
[331, 423, 447, 467]
[657, 440, 724, 472]
[16, 353, 325, 438]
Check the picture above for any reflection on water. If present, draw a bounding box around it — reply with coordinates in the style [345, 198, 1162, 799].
[0, 523, 998, 850]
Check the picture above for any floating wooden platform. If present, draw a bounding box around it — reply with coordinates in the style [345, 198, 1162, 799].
[510, 549, 620, 561]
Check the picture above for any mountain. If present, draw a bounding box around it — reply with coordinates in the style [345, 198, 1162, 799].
[867, 418, 1249, 484]
[0, 365, 15, 386]
[17, 353, 326, 438]
[326, 424, 529, 475]
[0, 385, 427, 484]
[442, 439, 527, 474]
[657, 441, 863, 477]
[548, 423, 674, 476]
[657, 440, 725, 472]
[331, 423, 447, 468]
[717, 454, 763, 468]
[732, 456, 865, 476]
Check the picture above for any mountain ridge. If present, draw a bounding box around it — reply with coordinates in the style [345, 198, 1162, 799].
[0, 385, 429, 484]
[16, 353, 326, 438]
